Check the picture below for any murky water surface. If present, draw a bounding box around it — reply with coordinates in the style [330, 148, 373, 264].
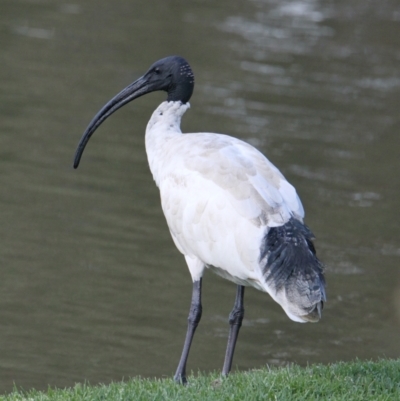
[1, 0, 400, 392]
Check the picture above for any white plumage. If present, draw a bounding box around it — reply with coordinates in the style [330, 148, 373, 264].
[74, 56, 325, 384]
[146, 101, 306, 322]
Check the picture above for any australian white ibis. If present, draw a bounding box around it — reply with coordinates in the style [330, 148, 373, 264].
[74, 56, 326, 384]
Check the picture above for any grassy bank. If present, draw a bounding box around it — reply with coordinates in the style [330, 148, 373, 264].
[2, 360, 399, 401]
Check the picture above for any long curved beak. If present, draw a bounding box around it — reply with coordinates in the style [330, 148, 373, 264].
[73, 74, 151, 169]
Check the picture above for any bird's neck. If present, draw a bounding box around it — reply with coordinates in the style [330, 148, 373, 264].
[145, 101, 190, 185]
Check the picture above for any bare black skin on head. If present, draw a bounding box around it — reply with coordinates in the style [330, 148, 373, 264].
[73, 56, 194, 168]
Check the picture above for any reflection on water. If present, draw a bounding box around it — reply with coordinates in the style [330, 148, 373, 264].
[1, 0, 400, 393]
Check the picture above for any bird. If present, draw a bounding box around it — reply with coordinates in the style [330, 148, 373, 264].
[73, 55, 326, 384]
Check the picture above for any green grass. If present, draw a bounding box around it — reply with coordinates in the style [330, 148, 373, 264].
[2, 360, 400, 401]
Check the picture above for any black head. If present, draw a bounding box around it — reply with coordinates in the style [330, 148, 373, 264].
[145, 56, 194, 103]
[73, 56, 194, 168]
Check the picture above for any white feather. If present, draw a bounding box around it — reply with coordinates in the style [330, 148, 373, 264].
[145, 101, 304, 300]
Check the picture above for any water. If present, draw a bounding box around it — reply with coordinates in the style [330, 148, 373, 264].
[1, 0, 400, 393]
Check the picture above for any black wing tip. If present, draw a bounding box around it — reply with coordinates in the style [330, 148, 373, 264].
[261, 217, 325, 289]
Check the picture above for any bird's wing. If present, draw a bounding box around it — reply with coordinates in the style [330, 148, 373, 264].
[157, 132, 304, 279]
[179, 133, 304, 227]
[235, 137, 304, 223]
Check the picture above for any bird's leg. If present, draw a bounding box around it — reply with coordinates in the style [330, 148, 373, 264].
[174, 278, 202, 385]
[222, 285, 245, 376]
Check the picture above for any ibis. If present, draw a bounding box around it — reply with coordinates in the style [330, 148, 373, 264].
[74, 56, 326, 384]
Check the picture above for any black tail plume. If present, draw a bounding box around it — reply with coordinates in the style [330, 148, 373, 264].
[260, 217, 326, 320]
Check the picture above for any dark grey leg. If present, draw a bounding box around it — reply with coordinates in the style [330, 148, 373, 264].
[222, 285, 245, 376]
[174, 279, 202, 384]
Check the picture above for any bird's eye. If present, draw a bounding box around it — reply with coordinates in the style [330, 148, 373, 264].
[154, 67, 161, 74]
